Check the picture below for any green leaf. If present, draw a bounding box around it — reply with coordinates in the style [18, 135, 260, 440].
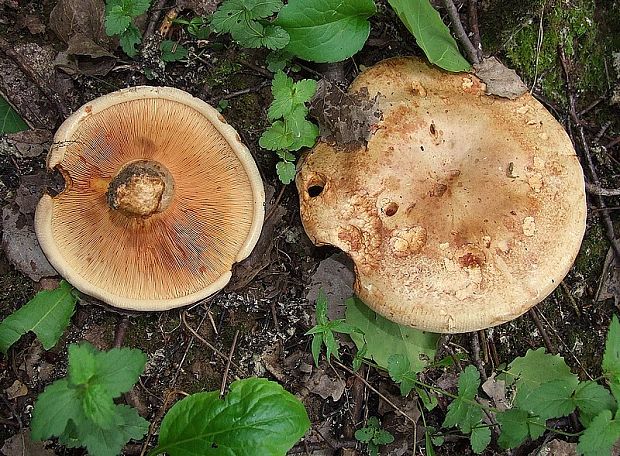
[603, 315, 620, 401]
[31, 379, 82, 441]
[93, 346, 148, 397]
[276, 160, 296, 184]
[160, 40, 188, 62]
[126, 0, 151, 17]
[68, 343, 97, 386]
[119, 24, 142, 56]
[268, 71, 295, 120]
[231, 21, 289, 49]
[152, 378, 310, 456]
[0, 96, 28, 133]
[374, 429, 394, 445]
[286, 116, 319, 151]
[355, 427, 374, 443]
[276, 150, 295, 161]
[505, 348, 576, 410]
[470, 426, 491, 454]
[187, 17, 210, 39]
[266, 50, 293, 72]
[276, 0, 376, 63]
[0, 281, 76, 354]
[248, 0, 283, 18]
[259, 120, 293, 150]
[496, 409, 529, 449]
[387, 354, 415, 396]
[315, 289, 329, 326]
[574, 381, 616, 426]
[82, 383, 117, 429]
[416, 386, 438, 411]
[210, 0, 248, 34]
[323, 327, 340, 362]
[442, 365, 483, 433]
[105, 5, 132, 36]
[345, 297, 439, 372]
[524, 378, 579, 419]
[577, 410, 620, 456]
[261, 25, 290, 50]
[311, 332, 323, 367]
[387, 0, 471, 72]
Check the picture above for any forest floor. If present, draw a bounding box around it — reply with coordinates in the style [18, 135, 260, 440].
[1, 0, 620, 455]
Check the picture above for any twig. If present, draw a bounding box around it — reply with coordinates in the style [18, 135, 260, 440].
[170, 312, 207, 387]
[264, 184, 287, 223]
[467, 0, 482, 60]
[333, 360, 419, 426]
[220, 330, 239, 397]
[585, 182, 620, 197]
[607, 136, 620, 149]
[139, 389, 186, 456]
[439, 0, 480, 64]
[180, 311, 242, 371]
[113, 316, 130, 348]
[0, 37, 70, 119]
[470, 332, 488, 382]
[288, 440, 357, 454]
[209, 80, 270, 104]
[560, 281, 581, 317]
[144, 0, 168, 41]
[528, 308, 555, 354]
[237, 59, 273, 78]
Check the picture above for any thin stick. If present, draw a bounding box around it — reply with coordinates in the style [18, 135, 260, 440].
[220, 330, 239, 397]
[181, 311, 242, 371]
[265, 184, 287, 223]
[139, 389, 187, 456]
[439, 0, 480, 64]
[585, 182, 620, 197]
[471, 332, 488, 382]
[560, 281, 581, 317]
[144, 0, 167, 41]
[467, 0, 482, 60]
[529, 308, 555, 354]
[333, 360, 419, 425]
[209, 80, 270, 104]
[113, 316, 130, 348]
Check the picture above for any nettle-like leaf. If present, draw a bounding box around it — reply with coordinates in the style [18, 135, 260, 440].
[387, 0, 470, 72]
[259, 120, 293, 150]
[524, 377, 579, 419]
[574, 380, 616, 426]
[470, 426, 491, 454]
[443, 365, 483, 433]
[105, 4, 132, 35]
[387, 354, 416, 396]
[160, 40, 188, 62]
[268, 72, 317, 120]
[276, 160, 296, 185]
[496, 409, 529, 449]
[577, 410, 620, 456]
[31, 342, 148, 456]
[0, 96, 28, 134]
[232, 22, 289, 50]
[345, 297, 439, 373]
[152, 378, 310, 456]
[276, 0, 376, 63]
[0, 280, 77, 354]
[603, 315, 620, 401]
[119, 24, 142, 56]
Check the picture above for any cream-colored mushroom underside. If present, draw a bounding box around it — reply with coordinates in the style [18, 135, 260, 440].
[297, 58, 586, 333]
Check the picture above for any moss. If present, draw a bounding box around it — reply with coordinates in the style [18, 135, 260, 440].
[481, 0, 615, 106]
[573, 221, 609, 281]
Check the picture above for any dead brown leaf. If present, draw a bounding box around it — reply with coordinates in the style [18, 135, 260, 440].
[474, 57, 528, 100]
[5, 129, 52, 158]
[303, 370, 346, 401]
[5, 379, 28, 400]
[0, 430, 55, 456]
[596, 245, 620, 307]
[306, 253, 354, 321]
[529, 439, 577, 456]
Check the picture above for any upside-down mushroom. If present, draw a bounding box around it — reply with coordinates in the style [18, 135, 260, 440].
[35, 86, 264, 311]
[297, 57, 586, 333]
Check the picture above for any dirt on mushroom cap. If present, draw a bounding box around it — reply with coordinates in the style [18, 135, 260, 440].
[297, 57, 586, 333]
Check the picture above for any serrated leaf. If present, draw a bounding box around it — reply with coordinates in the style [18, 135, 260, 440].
[248, 0, 283, 18]
[160, 40, 188, 62]
[126, 0, 151, 17]
[259, 120, 293, 150]
[355, 427, 374, 443]
[93, 346, 148, 397]
[374, 429, 394, 445]
[0, 96, 28, 134]
[68, 343, 97, 386]
[276, 0, 376, 63]
[210, 0, 248, 33]
[82, 384, 117, 429]
[0, 280, 76, 354]
[603, 315, 620, 401]
[442, 366, 483, 433]
[269, 71, 295, 120]
[266, 50, 292, 72]
[505, 348, 575, 410]
[276, 150, 295, 161]
[523, 378, 579, 419]
[292, 79, 318, 104]
[470, 426, 491, 454]
[31, 379, 82, 441]
[152, 378, 310, 456]
[119, 24, 142, 56]
[261, 25, 290, 50]
[105, 5, 132, 35]
[496, 409, 529, 449]
[574, 381, 616, 425]
[345, 297, 439, 373]
[577, 410, 620, 456]
[284, 105, 317, 150]
[387, 354, 415, 396]
[527, 414, 546, 440]
[387, 0, 471, 72]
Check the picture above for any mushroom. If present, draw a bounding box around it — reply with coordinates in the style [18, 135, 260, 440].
[35, 86, 264, 311]
[297, 57, 586, 333]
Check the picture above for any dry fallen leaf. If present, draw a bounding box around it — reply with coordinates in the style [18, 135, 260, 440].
[0, 430, 55, 456]
[306, 253, 355, 321]
[596, 245, 620, 307]
[303, 369, 346, 401]
[474, 57, 528, 100]
[481, 374, 508, 411]
[5, 129, 52, 158]
[5, 380, 28, 400]
[528, 439, 577, 456]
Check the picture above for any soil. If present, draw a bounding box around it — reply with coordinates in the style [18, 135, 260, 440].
[1, 0, 619, 455]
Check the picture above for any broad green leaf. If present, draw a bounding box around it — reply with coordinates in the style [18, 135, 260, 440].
[374, 429, 394, 445]
[119, 24, 142, 56]
[68, 343, 97, 385]
[346, 297, 439, 372]
[105, 5, 132, 35]
[496, 409, 529, 449]
[269, 71, 295, 120]
[261, 25, 290, 50]
[355, 427, 374, 443]
[266, 50, 293, 72]
[527, 415, 546, 440]
[387, 0, 470, 72]
[523, 378, 579, 419]
[160, 40, 188, 62]
[603, 315, 620, 401]
[31, 379, 82, 441]
[323, 327, 340, 361]
[93, 346, 148, 397]
[574, 381, 616, 426]
[287, 117, 319, 151]
[505, 348, 575, 410]
[82, 384, 117, 429]
[259, 120, 293, 150]
[315, 289, 329, 325]
[276, 160, 296, 184]
[125, 0, 151, 17]
[152, 378, 310, 456]
[210, 0, 248, 33]
[387, 354, 415, 396]
[442, 365, 483, 433]
[577, 410, 620, 456]
[416, 386, 438, 411]
[247, 0, 283, 18]
[470, 426, 491, 454]
[0, 96, 28, 134]
[0, 281, 76, 354]
[276, 0, 376, 63]
[232, 21, 289, 49]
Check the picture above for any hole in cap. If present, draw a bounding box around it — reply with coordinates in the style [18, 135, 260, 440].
[306, 173, 327, 198]
[384, 201, 399, 216]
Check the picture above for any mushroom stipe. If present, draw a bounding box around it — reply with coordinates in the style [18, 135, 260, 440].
[297, 57, 587, 333]
[35, 86, 265, 311]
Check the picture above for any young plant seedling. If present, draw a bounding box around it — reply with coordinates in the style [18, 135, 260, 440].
[355, 416, 394, 456]
[105, 0, 151, 56]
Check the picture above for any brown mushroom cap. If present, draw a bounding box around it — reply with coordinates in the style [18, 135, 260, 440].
[297, 57, 586, 333]
[35, 86, 264, 311]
